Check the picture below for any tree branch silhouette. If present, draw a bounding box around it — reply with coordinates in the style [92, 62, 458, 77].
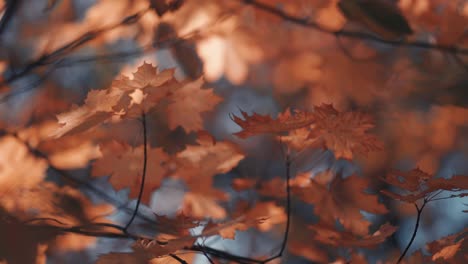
[397, 200, 427, 263]
[0, 130, 157, 226]
[0, 7, 150, 93]
[124, 112, 148, 231]
[241, 0, 468, 55]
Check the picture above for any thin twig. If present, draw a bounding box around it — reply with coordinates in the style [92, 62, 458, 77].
[262, 154, 292, 263]
[169, 253, 189, 264]
[240, 0, 468, 55]
[397, 200, 427, 263]
[124, 112, 148, 231]
[0, 8, 149, 91]
[4, 131, 157, 225]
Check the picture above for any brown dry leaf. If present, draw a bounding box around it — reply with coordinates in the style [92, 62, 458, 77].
[288, 217, 329, 263]
[0, 136, 48, 195]
[170, 135, 244, 219]
[181, 192, 227, 219]
[154, 212, 201, 237]
[292, 173, 388, 235]
[308, 104, 383, 160]
[173, 135, 245, 195]
[135, 237, 196, 259]
[381, 168, 468, 203]
[92, 141, 170, 204]
[308, 222, 397, 248]
[53, 62, 175, 138]
[166, 78, 222, 133]
[427, 228, 467, 263]
[208, 201, 286, 240]
[230, 108, 315, 139]
[279, 127, 323, 152]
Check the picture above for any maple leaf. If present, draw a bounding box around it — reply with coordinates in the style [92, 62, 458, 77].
[426, 228, 467, 264]
[171, 134, 244, 219]
[173, 134, 245, 195]
[53, 62, 175, 138]
[202, 201, 286, 240]
[166, 78, 222, 133]
[381, 168, 468, 203]
[181, 192, 227, 219]
[153, 212, 201, 237]
[91, 141, 170, 204]
[230, 108, 316, 138]
[308, 222, 397, 248]
[292, 173, 388, 235]
[308, 104, 383, 160]
[231, 104, 381, 159]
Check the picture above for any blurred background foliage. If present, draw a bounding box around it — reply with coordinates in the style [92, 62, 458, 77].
[0, 0, 467, 263]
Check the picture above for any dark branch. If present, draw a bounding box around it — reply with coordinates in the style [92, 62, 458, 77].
[0, 0, 20, 36]
[124, 112, 148, 231]
[0, 7, 149, 92]
[397, 200, 427, 263]
[3, 130, 157, 226]
[241, 0, 468, 55]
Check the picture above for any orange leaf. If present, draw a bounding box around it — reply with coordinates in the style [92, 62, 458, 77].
[381, 168, 468, 203]
[92, 141, 170, 204]
[309, 222, 397, 248]
[230, 108, 315, 138]
[292, 173, 388, 235]
[53, 62, 175, 138]
[166, 78, 222, 133]
[308, 104, 383, 160]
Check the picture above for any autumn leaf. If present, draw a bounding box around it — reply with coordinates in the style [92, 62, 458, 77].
[308, 222, 397, 248]
[230, 108, 315, 138]
[202, 201, 286, 240]
[91, 141, 170, 204]
[172, 134, 245, 195]
[153, 212, 201, 237]
[381, 168, 468, 203]
[53, 62, 175, 138]
[166, 78, 222, 133]
[231, 104, 381, 159]
[172, 134, 244, 219]
[292, 173, 388, 235]
[427, 228, 467, 264]
[307, 104, 383, 160]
